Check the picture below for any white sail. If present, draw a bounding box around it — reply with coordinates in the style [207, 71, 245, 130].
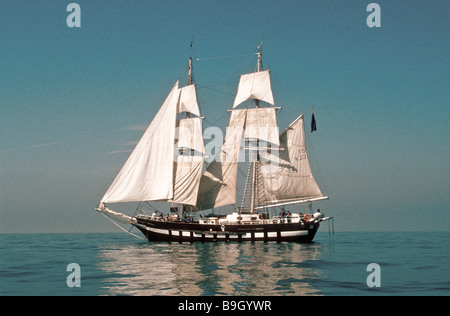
[171, 155, 204, 206]
[196, 109, 247, 210]
[171, 117, 205, 206]
[257, 115, 326, 208]
[233, 70, 274, 108]
[178, 84, 200, 116]
[242, 107, 279, 146]
[101, 82, 180, 203]
[176, 117, 205, 153]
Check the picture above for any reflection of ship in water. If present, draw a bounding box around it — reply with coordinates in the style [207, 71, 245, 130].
[97, 241, 325, 296]
[98, 243, 201, 295]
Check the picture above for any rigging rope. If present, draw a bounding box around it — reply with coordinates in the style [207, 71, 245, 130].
[100, 212, 145, 240]
[195, 52, 257, 61]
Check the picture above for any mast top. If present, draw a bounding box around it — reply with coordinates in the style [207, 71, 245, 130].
[188, 37, 194, 85]
[188, 57, 193, 85]
[257, 34, 263, 72]
[254, 34, 264, 109]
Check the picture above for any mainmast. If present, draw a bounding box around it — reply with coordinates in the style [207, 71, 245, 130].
[246, 37, 264, 214]
[198, 36, 278, 214]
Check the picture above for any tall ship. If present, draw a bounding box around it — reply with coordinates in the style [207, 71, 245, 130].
[96, 41, 332, 242]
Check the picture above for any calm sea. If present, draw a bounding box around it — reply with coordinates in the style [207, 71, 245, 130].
[1, 232, 449, 296]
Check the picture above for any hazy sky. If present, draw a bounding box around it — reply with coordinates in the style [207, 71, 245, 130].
[1, 0, 449, 233]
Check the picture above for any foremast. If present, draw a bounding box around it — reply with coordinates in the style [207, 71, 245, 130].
[97, 53, 205, 219]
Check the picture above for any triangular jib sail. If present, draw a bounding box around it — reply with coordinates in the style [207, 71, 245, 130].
[101, 82, 180, 204]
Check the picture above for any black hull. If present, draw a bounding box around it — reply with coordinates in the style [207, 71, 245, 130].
[133, 218, 320, 243]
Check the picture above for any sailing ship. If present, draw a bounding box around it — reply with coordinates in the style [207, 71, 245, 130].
[96, 41, 332, 242]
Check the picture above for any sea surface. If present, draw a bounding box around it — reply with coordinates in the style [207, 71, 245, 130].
[1, 232, 449, 296]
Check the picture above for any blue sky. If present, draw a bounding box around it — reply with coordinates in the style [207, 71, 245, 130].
[1, 0, 449, 233]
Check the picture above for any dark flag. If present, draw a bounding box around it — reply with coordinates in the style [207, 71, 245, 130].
[311, 110, 317, 132]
